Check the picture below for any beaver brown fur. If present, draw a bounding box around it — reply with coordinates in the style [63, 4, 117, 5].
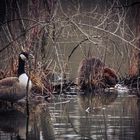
[76, 57, 118, 90]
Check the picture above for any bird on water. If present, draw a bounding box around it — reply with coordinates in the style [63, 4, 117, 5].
[0, 52, 32, 102]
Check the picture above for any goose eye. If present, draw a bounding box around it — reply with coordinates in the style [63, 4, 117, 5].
[20, 54, 27, 60]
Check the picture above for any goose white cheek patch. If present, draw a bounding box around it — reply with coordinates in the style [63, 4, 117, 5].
[20, 54, 27, 60]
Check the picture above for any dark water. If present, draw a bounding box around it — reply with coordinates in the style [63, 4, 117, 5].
[0, 90, 140, 140]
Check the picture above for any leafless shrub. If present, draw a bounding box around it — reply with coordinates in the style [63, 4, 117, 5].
[0, 0, 139, 91]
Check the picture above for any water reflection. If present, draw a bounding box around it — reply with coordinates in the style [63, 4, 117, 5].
[77, 91, 118, 139]
[48, 91, 140, 140]
[135, 99, 140, 140]
[78, 90, 118, 113]
[0, 102, 55, 140]
[0, 91, 140, 140]
[28, 104, 55, 140]
[0, 109, 26, 140]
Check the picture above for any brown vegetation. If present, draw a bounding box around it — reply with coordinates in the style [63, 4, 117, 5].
[77, 57, 118, 90]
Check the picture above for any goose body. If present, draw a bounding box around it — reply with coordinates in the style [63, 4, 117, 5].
[0, 52, 32, 102]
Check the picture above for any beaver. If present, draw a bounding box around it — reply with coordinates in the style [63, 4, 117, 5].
[76, 57, 118, 90]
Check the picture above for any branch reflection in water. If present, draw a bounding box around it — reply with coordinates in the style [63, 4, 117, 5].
[78, 90, 118, 113]
[0, 109, 26, 139]
[28, 104, 55, 140]
[77, 90, 118, 139]
[0, 91, 140, 140]
[0, 102, 55, 140]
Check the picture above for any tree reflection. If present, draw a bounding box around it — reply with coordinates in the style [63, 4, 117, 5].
[0, 109, 26, 140]
[28, 104, 55, 140]
[0, 102, 55, 140]
[135, 99, 140, 140]
[78, 90, 118, 113]
[78, 90, 118, 139]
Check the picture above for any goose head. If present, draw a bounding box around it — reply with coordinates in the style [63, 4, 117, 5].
[18, 52, 31, 77]
[19, 51, 29, 61]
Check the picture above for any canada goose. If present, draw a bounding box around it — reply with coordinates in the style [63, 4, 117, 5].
[0, 52, 32, 102]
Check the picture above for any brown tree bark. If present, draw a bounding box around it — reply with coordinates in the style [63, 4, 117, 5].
[129, 2, 140, 77]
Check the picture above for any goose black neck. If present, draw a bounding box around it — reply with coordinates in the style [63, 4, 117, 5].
[18, 57, 25, 76]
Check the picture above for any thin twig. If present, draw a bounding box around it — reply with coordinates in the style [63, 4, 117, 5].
[114, 2, 140, 8]
[0, 23, 39, 53]
[68, 38, 88, 61]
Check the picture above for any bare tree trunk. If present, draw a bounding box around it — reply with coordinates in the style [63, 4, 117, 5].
[137, 23, 140, 76]
[129, 3, 140, 77]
